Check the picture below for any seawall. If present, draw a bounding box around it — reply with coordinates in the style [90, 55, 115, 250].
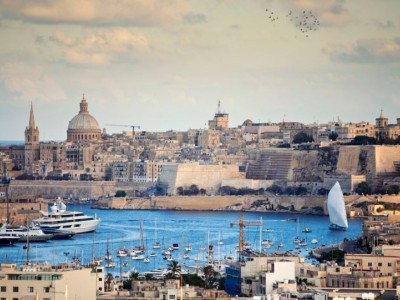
[102, 195, 330, 214]
[7, 180, 153, 199]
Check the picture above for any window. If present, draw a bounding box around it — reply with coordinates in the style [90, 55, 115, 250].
[378, 262, 382, 267]
[388, 263, 392, 267]
[43, 287, 50, 293]
[13, 286, 18, 292]
[28, 287, 34, 293]
[0, 287, 5, 292]
[368, 262, 372, 267]
[169, 295, 176, 300]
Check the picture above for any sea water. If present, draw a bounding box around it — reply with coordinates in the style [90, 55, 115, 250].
[0, 205, 363, 275]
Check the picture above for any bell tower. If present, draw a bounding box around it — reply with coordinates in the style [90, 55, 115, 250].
[24, 103, 40, 172]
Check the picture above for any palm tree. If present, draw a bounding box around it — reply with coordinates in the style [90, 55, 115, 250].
[130, 271, 139, 280]
[166, 260, 181, 278]
[203, 265, 215, 288]
[105, 273, 114, 291]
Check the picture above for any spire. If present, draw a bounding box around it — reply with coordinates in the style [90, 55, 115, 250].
[379, 108, 384, 118]
[29, 102, 36, 129]
[217, 100, 221, 114]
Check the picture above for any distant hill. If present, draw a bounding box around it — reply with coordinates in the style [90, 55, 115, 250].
[0, 140, 24, 146]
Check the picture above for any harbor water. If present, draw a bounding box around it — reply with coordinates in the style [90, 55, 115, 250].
[0, 205, 363, 275]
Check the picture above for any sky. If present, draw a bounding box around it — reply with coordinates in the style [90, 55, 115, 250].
[0, 0, 399, 141]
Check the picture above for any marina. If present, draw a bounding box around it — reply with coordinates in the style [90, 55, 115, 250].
[0, 205, 364, 276]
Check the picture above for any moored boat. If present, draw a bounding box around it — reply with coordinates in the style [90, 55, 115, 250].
[0, 234, 20, 246]
[0, 224, 52, 242]
[33, 198, 100, 234]
[39, 226, 75, 240]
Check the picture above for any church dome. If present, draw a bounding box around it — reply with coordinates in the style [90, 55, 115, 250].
[67, 95, 101, 143]
[68, 112, 100, 130]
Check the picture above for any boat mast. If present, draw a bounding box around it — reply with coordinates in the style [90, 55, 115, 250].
[259, 217, 262, 253]
[207, 230, 210, 265]
[25, 217, 30, 265]
[140, 221, 144, 250]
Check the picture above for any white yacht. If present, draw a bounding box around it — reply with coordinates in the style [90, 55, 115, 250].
[0, 224, 52, 242]
[33, 199, 100, 234]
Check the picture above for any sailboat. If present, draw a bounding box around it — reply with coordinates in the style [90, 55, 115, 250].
[327, 182, 348, 231]
[152, 219, 161, 249]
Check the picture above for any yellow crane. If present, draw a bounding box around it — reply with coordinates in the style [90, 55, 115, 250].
[230, 212, 262, 252]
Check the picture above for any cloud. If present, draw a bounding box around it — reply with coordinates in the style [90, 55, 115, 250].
[324, 37, 400, 64]
[48, 29, 149, 65]
[0, 0, 188, 27]
[287, 0, 350, 26]
[184, 13, 207, 24]
[370, 19, 394, 30]
[0, 62, 67, 103]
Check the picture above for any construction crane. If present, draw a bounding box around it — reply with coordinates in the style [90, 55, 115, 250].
[230, 212, 262, 252]
[105, 124, 140, 136]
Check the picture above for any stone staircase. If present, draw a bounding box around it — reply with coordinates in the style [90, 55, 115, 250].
[246, 150, 293, 180]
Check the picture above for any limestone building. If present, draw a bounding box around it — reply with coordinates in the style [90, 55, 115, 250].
[0, 263, 103, 300]
[67, 95, 102, 143]
[208, 100, 229, 130]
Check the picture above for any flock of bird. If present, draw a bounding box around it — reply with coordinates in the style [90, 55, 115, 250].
[266, 8, 321, 37]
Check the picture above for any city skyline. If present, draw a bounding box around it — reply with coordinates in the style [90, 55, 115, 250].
[0, 0, 399, 140]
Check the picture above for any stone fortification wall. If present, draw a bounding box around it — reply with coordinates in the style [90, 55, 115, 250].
[292, 147, 339, 182]
[336, 146, 361, 175]
[221, 179, 275, 190]
[375, 146, 400, 173]
[103, 195, 329, 214]
[292, 150, 321, 181]
[159, 162, 243, 195]
[7, 180, 153, 199]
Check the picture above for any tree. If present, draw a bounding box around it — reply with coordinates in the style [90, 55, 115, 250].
[386, 185, 399, 195]
[105, 273, 114, 291]
[115, 190, 126, 197]
[318, 249, 345, 264]
[176, 186, 184, 195]
[166, 260, 181, 279]
[355, 182, 371, 195]
[350, 136, 377, 145]
[317, 188, 329, 196]
[267, 185, 282, 195]
[123, 271, 139, 289]
[329, 131, 338, 141]
[292, 132, 314, 144]
[203, 265, 215, 288]
[188, 184, 199, 195]
[199, 188, 207, 195]
[182, 274, 206, 288]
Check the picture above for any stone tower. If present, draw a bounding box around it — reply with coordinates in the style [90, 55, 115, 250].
[208, 100, 229, 131]
[376, 109, 388, 128]
[375, 109, 388, 141]
[24, 103, 40, 172]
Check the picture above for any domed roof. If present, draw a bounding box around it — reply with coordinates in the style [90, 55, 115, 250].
[67, 95, 100, 131]
[68, 113, 100, 130]
[242, 119, 253, 126]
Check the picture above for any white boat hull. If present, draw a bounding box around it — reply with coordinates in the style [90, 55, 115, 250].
[35, 219, 100, 234]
